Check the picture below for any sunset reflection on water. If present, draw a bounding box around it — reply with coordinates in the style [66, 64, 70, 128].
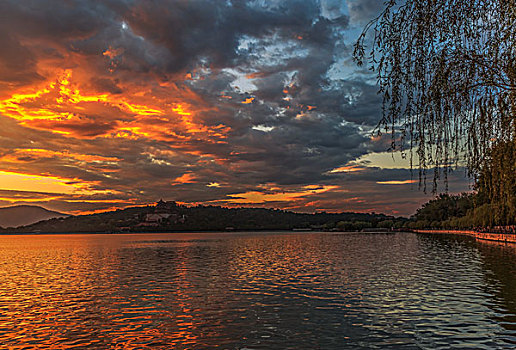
[0, 232, 515, 349]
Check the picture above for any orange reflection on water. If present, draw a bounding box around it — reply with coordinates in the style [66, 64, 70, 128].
[0, 234, 206, 348]
[2, 232, 515, 348]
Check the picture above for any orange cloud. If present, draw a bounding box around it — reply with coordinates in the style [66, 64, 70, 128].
[0, 196, 62, 204]
[103, 47, 124, 59]
[245, 72, 268, 79]
[376, 180, 417, 185]
[0, 69, 230, 144]
[1, 149, 119, 163]
[220, 185, 339, 204]
[0, 170, 115, 196]
[329, 165, 365, 173]
[172, 173, 197, 185]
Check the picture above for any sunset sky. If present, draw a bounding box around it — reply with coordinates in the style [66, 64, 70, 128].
[0, 0, 471, 216]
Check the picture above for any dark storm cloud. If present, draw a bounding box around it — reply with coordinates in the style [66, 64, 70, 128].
[223, 115, 368, 185]
[166, 0, 378, 186]
[124, 0, 323, 72]
[0, 32, 43, 85]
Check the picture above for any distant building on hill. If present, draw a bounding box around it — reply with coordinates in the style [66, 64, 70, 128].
[136, 201, 186, 227]
[156, 199, 178, 213]
[136, 213, 172, 227]
[145, 213, 172, 223]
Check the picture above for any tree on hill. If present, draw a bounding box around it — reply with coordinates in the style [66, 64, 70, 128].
[354, 0, 515, 194]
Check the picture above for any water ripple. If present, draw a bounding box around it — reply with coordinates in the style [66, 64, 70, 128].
[0, 232, 515, 349]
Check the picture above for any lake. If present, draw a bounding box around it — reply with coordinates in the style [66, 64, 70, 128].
[0, 232, 515, 349]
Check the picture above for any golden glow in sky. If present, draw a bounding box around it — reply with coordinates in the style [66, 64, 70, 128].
[0, 171, 79, 195]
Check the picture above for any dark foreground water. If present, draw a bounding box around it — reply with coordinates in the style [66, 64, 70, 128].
[0, 232, 515, 349]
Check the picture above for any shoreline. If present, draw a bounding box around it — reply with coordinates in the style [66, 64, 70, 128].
[0, 229, 397, 236]
[414, 229, 516, 244]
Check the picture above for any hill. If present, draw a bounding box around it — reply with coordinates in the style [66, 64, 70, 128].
[1, 201, 407, 233]
[0, 205, 69, 228]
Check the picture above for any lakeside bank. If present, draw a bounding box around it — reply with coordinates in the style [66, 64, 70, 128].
[415, 229, 516, 244]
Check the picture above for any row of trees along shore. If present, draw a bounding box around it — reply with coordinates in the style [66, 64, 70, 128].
[354, 0, 515, 226]
[409, 191, 515, 230]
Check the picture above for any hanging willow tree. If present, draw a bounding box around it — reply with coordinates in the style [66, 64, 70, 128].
[475, 139, 516, 224]
[354, 0, 516, 194]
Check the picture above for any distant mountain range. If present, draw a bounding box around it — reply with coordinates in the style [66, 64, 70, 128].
[0, 205, 69, 228]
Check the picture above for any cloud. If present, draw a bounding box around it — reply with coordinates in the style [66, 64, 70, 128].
[347, 0, 385, 25]
[0, 0, 471, 217]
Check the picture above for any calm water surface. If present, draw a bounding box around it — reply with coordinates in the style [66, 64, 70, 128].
[0, 232, 515, 349]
